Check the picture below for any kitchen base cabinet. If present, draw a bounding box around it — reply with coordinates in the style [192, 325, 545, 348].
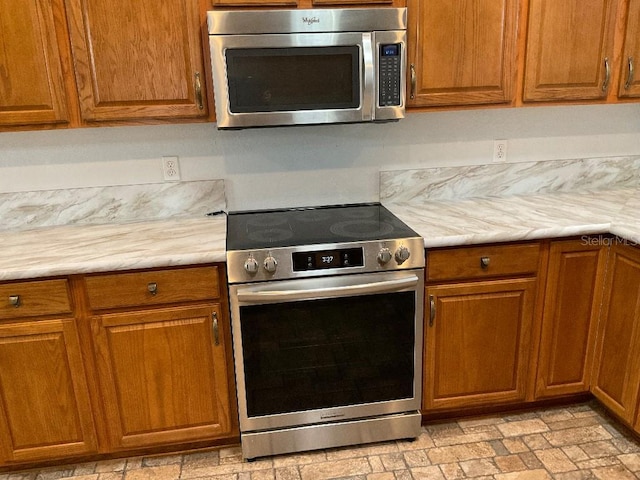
[534, 239, 608, 398]
[591, 244, 640, 425]
[424, 243, 541, 411]
[85, 265, 236, 451]
[0, 319, 97, 464]
[92, 305, 233, 450]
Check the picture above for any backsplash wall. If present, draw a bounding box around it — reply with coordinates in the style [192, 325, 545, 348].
[1, 103, 639, 212]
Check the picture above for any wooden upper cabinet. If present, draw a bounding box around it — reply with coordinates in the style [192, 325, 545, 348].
[65, 0, 208, 123]
[618, 0, 640, 98]
[523, 0, 618, 102]
[0, 0, 70, 127]
[407, 0, 518, 107]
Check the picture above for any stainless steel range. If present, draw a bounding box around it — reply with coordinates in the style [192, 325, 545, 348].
[226, 203, 424, 460]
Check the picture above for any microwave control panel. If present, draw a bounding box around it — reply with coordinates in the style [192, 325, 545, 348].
[379, 44, 402, 107]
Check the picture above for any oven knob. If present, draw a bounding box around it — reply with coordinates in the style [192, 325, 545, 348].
[377, 247, 393, 264]
[263, 255, 278, 273]
[244, 256, 259, 274]
[395, 246, 411, 265]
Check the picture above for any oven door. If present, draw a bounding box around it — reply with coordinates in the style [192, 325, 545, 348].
[209, 32, 375, 129]
[228, 270, 424, 432]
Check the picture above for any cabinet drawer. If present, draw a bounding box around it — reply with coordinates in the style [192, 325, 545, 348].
[85, 266, 221, 310]
[0, 279, 71, 320]
[427, 243, 541, 282]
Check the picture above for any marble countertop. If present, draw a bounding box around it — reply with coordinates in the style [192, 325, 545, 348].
[1, 188, 637, 282]
[0, 215, 226, 281]
[385, 188, 639, 249]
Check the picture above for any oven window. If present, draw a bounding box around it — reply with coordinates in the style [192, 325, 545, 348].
[239, 291, 415, 417]
[226, 46, 360, 113]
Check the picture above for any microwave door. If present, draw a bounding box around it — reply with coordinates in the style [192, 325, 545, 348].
[209, 33, 374, 128]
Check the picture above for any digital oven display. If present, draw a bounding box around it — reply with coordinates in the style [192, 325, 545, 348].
[292, 247, 364, 271]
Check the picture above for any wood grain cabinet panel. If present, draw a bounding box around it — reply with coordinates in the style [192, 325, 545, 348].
[0, 0, 70, 127]
[535, 240, 608, 398]
[427, 243, 540, 282]
[0, 279, 71, 320]
[618, 0, 640, 98]
[85, 266, 220, 310]
[65, 0, 208, 122]
[0, 319, 97, 463]
[523, 0, 618, 102]
[424, 278, 537, 410]
[407, 0, 518, 107]
[92, 305, 233, 449]
[591, 244, 640, 424]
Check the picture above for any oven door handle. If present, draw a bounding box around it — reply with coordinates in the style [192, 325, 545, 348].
[236, 275, 419, 303]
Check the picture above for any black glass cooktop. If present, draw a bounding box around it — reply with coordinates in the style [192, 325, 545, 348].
[226, 203, 419, 251]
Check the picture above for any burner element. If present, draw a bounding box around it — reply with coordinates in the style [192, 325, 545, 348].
[329, 220, 395, 239]
[247, 228, 294, 244]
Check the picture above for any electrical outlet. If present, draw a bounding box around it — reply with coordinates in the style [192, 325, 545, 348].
[162, 156, 181, 181]
[493, 140, 508, 163]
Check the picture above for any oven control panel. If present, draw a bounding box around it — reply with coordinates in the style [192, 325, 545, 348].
[227, 237, 425, 284]
[292, 248, 364, 271]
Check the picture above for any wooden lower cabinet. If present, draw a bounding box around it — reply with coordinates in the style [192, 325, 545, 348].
[0, 319, 97, 463]
[92, 304, 234, 450]
[424, 277, 537, 410]
[591, 244, 640, 424]
[534, 239, 608, 398]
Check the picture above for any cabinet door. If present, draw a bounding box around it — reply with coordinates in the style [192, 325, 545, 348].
[92, 305, 233, 449]
[0, 320, 97, 463]
[535, 240, 608, 398]
[618, 0, 640, 97]
[0, 0, 69, 127]
[591, 244, 640, 424]
[523, 0, 618, 102]
[424, 278, 537, 410]
[65, 0, 208, 122]
[407, 0, 517, 107]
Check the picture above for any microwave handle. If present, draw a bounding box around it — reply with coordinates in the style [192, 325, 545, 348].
[362, 32, 375, 121]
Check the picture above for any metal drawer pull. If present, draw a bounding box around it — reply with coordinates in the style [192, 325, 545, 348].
[194, 72, 204, 110]
[602, 57, 611, 92]
[9, 295, 20, 308]
[429, 295, 435, 327]
[147, 282, 158, 295]
[625, 56, 634, 90]
[212, 312, 220, 346]
[410, 64, 416, 100]
[480, 256, 490, 269]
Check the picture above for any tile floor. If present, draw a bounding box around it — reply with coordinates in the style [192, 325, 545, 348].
[2, 401, 640, 480]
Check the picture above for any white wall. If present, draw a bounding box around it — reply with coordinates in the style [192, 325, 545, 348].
[1, 103, 639, 211]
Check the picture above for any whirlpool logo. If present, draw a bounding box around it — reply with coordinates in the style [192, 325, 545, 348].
[302, 16, 320, 25]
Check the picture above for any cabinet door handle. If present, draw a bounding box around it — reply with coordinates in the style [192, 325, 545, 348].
[9, 295, 20, 308]
[194, 72, 204, 110]
[410, 64, 416, 100]
[147, 282, 158, 295]
[602, 57, 611, 92]
[212, 312, 220, 346]
[429, 295, 435, 327]
[625, 56, 635, 90]
[480, 256, 490, 269]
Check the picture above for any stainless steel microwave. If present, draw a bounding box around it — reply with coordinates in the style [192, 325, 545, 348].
[207, 8, 407, 129]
